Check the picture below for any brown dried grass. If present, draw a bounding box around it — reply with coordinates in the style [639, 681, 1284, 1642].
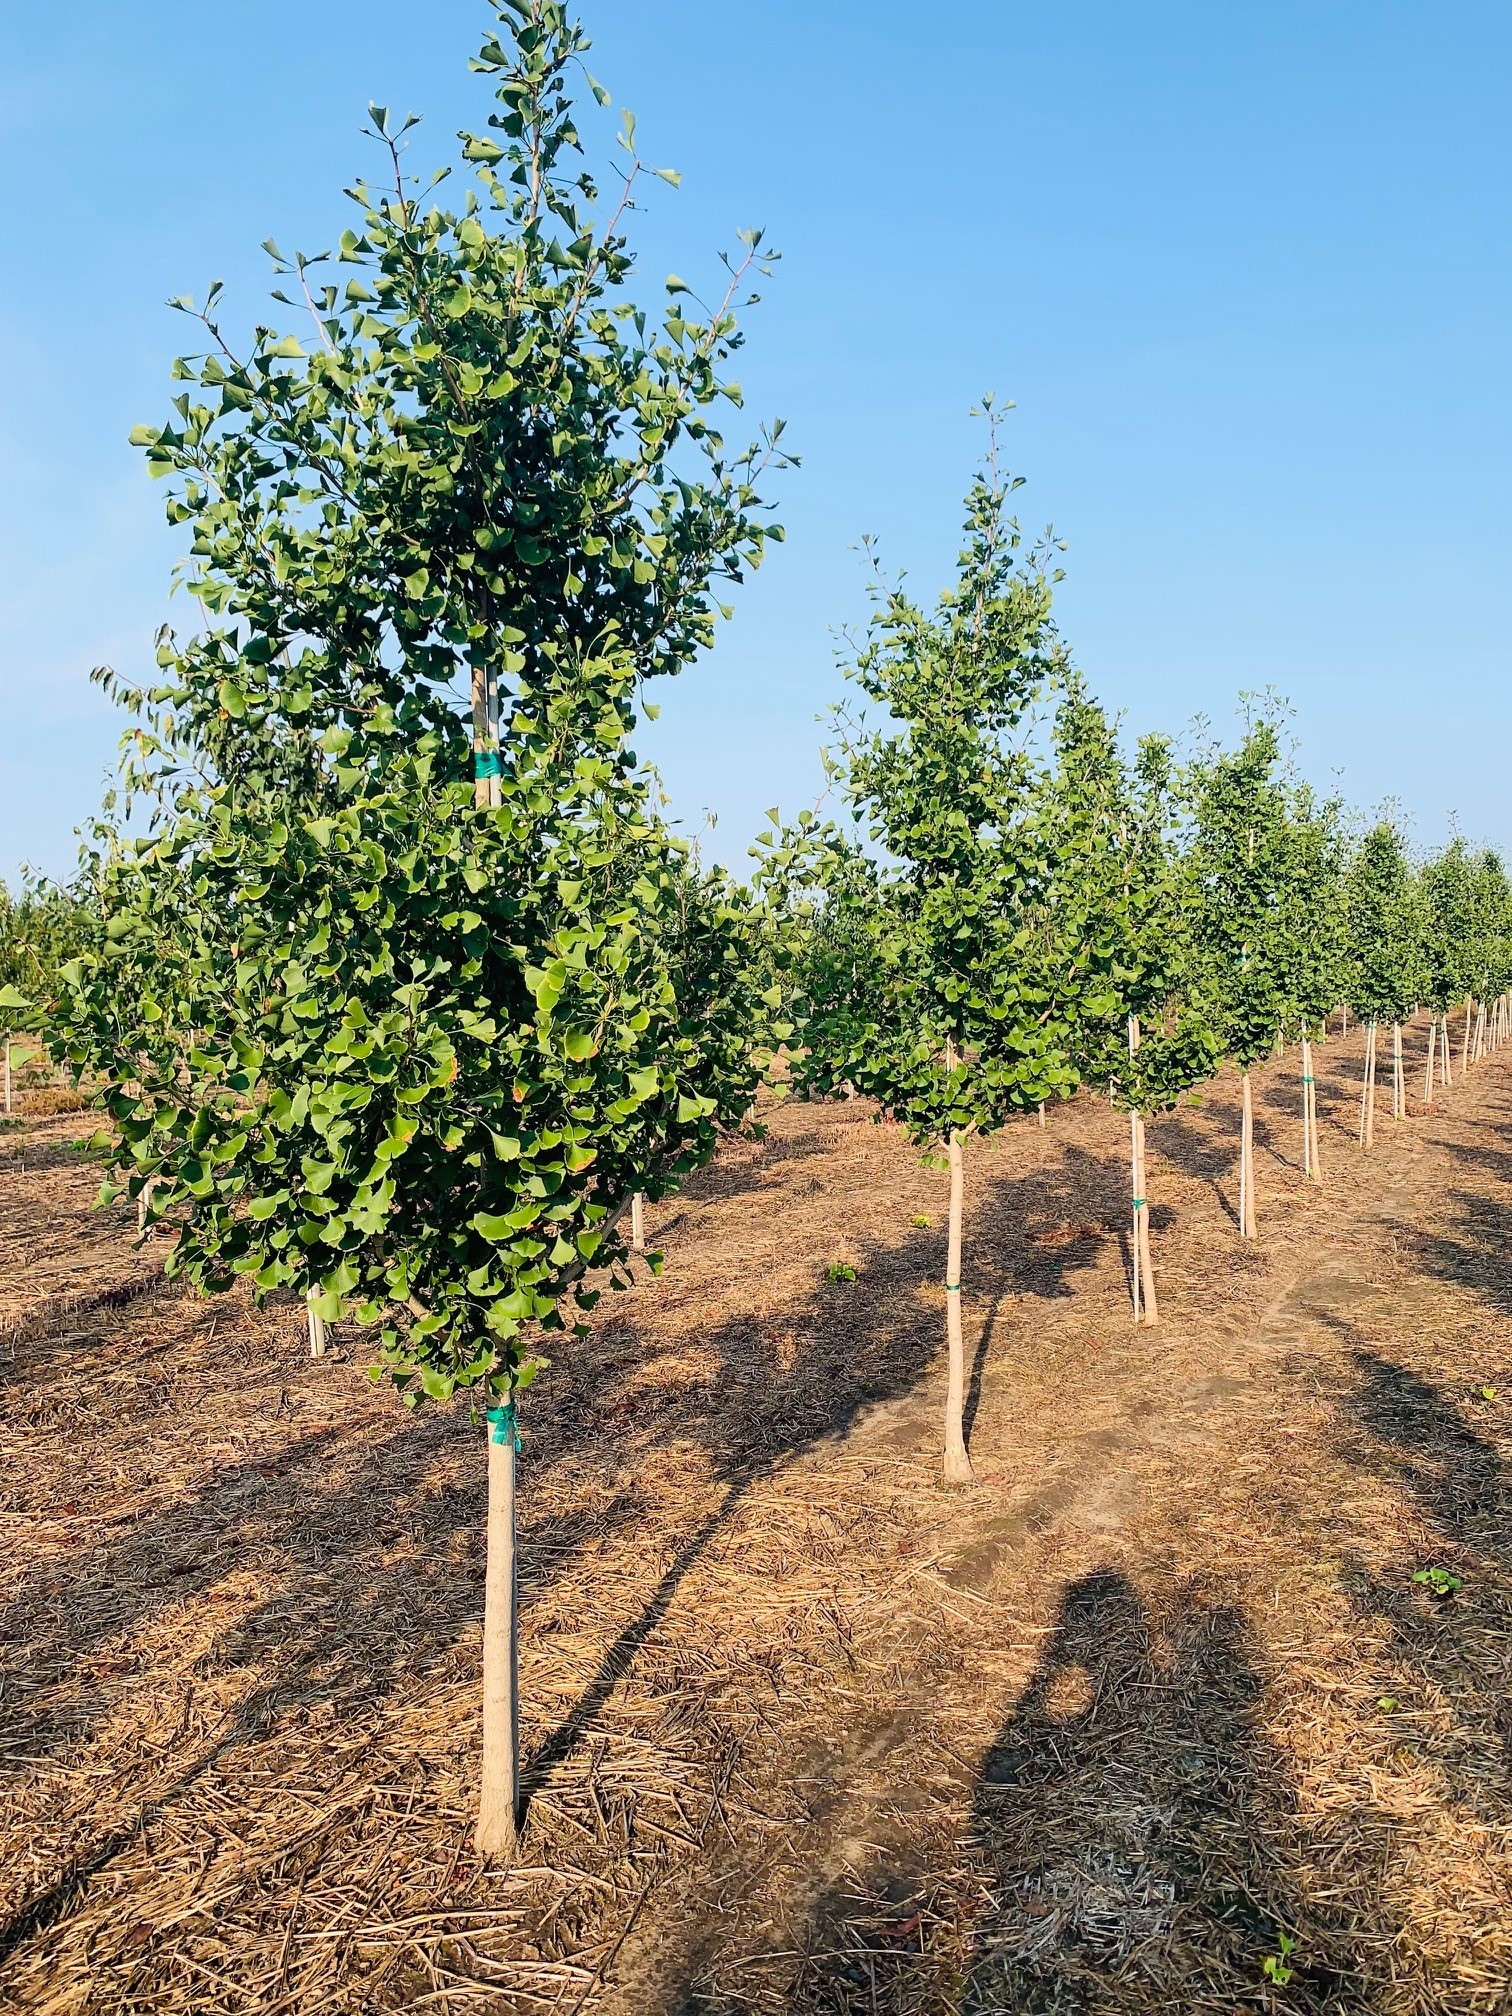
[1, 1017, 1511, 2012]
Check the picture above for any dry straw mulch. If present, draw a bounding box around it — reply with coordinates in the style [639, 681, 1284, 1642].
[3, 1017, 1512, 2013]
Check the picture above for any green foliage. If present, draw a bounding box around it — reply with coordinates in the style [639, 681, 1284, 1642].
[1271, 783, 1348, 1037]
[1412, 1565, 1462, 1598]
[50, 2, 788, 1407]
[1262, 1932, 1297, 1986]
[1037, 680, 1219, 1114]
[1417, 838, 1477, 1012]
[1185, 717, 1290, 1070]
[1344, 819, 1426, 1024]
[0, 875, 94, 1030]
[823, 1260, 857, 1284]
[765, 417, 1101, 1148]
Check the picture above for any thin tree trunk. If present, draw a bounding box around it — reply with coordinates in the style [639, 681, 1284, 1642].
[307, 1289, 327, 1360]
[1462, 997, 1473, 1078]
[477, 1407, 520, 1860]
[2, 1035, 9, 1116]
[1342, 1006, 1349, 1037]
[630, 1192, 645, 1252]
[1422, 1017, 1436, 1107]
[943, 1129, 974, 1484]
[1240, 1070, 1256, 1238]
[1037, 1102, 1045, 1129]
[1440, 1015, 1452, 1088]
[1301, 1034, 1321, 1181]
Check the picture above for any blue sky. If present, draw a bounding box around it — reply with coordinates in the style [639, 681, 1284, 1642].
[3, 1, 1509, 884]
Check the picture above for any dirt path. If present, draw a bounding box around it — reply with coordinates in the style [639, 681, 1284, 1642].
[3, 1020, 1512, 2014]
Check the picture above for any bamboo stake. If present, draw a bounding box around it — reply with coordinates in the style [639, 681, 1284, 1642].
[1240, 1069, 1257, 1238]
[1129, 1106, 1141, 1323]
[477, 1407, 520, 1860]
[1392, 1023, 1404, 1121]
[630, 1192, 645, 1252]
[1136, 1110, 1158, 1322]
[943, 1126, 974, 1483]
[1300, 1035, 1312, 1178]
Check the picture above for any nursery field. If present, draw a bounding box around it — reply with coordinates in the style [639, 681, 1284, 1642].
[4, 1016, 1512, 2014]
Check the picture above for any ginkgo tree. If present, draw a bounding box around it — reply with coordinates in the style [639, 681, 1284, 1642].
[1185, 717, 1289, 1238]
[50, 0, 790, 1861]
[1036, 682, 1217, 1322]
[767, 415, 1112, 1484]
[1270, 782, 1348, 1182]
[1343, 818, 1426, 1146]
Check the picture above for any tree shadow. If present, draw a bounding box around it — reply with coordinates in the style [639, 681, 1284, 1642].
[1402, 1187, 1512, 1322]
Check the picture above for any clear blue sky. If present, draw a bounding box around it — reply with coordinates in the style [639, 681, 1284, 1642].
[3, 2, 1509, 885]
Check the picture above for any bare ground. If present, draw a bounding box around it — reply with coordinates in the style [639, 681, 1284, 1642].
[2, 1016, 1512, 2013]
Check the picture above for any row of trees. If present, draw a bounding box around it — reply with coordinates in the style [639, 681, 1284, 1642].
[8, 0, 1511, 1859]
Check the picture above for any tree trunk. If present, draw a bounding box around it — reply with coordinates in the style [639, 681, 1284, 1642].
[1239, 1070, 1256, 1238]
[476, 1408, 520, 1861]
[1462, 997, 1473, 1078]
[2, 1035, 10, 1115]
[1440, 1015, 1451, 1088]
[1422, 1017, 1436, 1107]
[942, 1130, 974, 1485]
[1301, 1035, 1321, 1181]
[1037, 1102, 1045, 1129]
[1342, 1006, 1349, 1037]
[307, 1289, 327, 1360]
[630, 1192, 645, 1253]
[1360, 1023, 1377, 1149]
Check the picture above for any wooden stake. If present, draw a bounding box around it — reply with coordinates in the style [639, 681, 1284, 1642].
[1392, 1023, 1404, 1121]
[630, 1192, 645, 1253]
[306, 1289, 327, 1360]
[1240, 1069, 1257, 1238]
[1422, 1017, 1436, 1107]
[1440, 1015, 1452, 1088]
[476, 1411, 520, 1860]
[942, 1126, 974, 1484]
[2, 1035, 9, 1116]
[1462, 996, 1473, 1078]
[1129, 1105, 1141, 1322]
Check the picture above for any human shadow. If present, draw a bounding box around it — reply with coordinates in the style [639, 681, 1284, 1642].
[734, 1570, 1375, 2014]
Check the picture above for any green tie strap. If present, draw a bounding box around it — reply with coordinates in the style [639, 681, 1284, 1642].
[1132, 1197, 1145, 1210]
[944, 1282, 961, 1292]
[486, 1400, 520, 1449]
[474, 747, 502, 781]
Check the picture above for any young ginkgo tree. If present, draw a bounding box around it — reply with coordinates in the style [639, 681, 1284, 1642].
[768, 419, 1102, 1485]
[1039, 685, 1218, 1321]
[1186, 718, 1289, 1238]
[1344, 818, 1426, 1144]
[52, 0, 788, 1860]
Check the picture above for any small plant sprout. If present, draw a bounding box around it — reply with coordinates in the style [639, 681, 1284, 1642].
[824, 1260, 858, 1285]
[1477, 1385, 1498, 1402]
[1262, 1932, 1297, 1986]
[1412, 1566, 1463, 1598]
[1376, 1695, 1399, 1712]
[911, 1214, 932, 1229]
